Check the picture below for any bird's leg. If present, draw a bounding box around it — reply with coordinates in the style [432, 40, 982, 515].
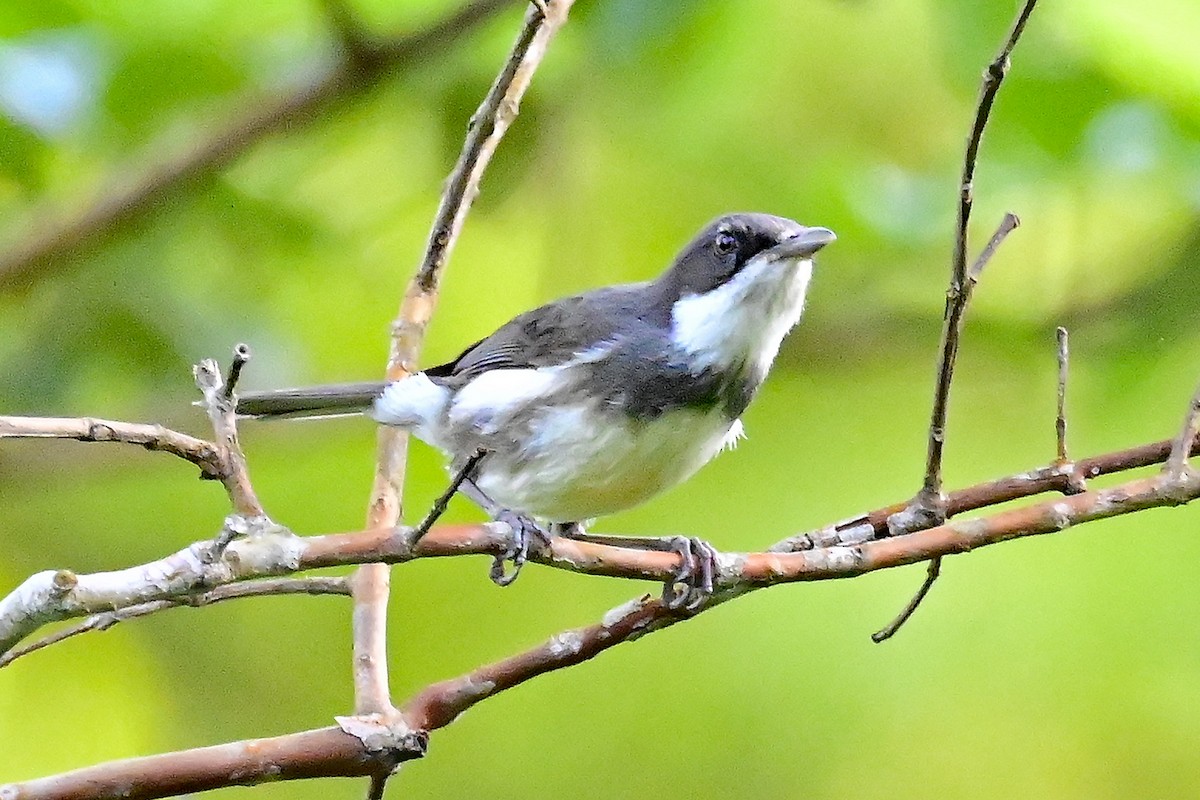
[555, 524, 719, 612]
[458, 478, 551, 587]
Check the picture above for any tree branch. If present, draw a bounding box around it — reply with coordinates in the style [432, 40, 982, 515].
[4, 420, 1198, 664]
[351, 0, 574, 719]
[0, 725, 425, 800]
[0, 415, 221, 478]
[6, 456, 1197, 798]
[194, 353, 264, 519]
[0, 0, 518, 293]
[876, 0, 1038, 639]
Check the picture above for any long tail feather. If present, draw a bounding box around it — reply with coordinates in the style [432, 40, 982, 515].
[236, 381, 386, 420]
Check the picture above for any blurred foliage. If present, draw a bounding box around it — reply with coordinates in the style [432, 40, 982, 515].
[2, 0, 1200, 797]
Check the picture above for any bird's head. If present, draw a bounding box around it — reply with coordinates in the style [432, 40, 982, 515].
[659, 213, 836, 374]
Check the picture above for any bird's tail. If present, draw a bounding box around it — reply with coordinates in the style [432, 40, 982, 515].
[235, 381, 387, 420]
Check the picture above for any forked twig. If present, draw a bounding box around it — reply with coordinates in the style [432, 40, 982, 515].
[875, 0, 1038, 641]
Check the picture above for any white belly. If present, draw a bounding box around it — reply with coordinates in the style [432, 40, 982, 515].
[473, 403, 743, 522]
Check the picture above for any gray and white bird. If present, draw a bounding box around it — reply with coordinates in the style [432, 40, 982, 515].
[237, 213, 835, 608]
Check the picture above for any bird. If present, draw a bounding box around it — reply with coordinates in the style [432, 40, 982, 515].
[236, 213, 835, 609]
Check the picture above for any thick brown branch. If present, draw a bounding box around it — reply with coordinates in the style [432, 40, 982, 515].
[0, 415, 221, 478]
[0, 0, 517, 293]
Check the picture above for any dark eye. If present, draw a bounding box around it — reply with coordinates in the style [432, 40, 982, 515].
[714, 232, 738, 255]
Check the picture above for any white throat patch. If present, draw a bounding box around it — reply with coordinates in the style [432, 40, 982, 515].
[669, 255, 814, 375]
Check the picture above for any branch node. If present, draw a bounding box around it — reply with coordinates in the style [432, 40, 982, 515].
[335, 713, 427, 760]
[887, 488, 947, 537]
[50, 570, 78, 596]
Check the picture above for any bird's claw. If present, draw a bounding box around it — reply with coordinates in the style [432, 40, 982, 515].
[661, 536, 718, 613]
[490, 510, 550, 587]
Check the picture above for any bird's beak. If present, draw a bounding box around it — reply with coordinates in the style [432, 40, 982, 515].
[766, 226, 837, 260]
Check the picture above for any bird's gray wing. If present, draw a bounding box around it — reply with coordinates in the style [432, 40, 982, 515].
[425, 283, 656, 386]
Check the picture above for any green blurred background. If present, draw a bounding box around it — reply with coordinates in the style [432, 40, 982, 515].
[3, 0, 1200, 796]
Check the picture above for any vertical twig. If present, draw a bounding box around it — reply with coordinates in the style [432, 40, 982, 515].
[350, 0, 575, 720]
[874, 0, 1038, 642]
[1165, 380, 1200, 481]
[1055, 327, 1070, 464]
[194, 346, 264, 519]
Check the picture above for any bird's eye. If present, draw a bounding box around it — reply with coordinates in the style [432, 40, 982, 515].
[714, 232, 738, 255]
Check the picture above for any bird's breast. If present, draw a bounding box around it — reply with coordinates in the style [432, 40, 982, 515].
[471, 400, 742, 522]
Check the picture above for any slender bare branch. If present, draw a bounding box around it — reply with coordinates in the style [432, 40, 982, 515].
[0, 578, 348, 668]
[1166, 379, 1200, 481]
[0, 0, 517, 293]
[1056, 327, 1070, 463]
[0, 416, 221, 478]
[0, 725, 425, 800]
[878, 1, 1038, 639]
[352, 0, 574, 718]
[869, 558, 940, 643]
[875, 212, 1019, 640]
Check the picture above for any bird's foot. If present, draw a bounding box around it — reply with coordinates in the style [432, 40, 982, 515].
[661, 536, 718, 613]
[490, 510, 552, 587]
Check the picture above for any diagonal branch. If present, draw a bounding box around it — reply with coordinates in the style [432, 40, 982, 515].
[0, 0, 518, 293]
[352, 0, 575, 718]
[0, 725, 426, 800]
[0, 415, 221, 478]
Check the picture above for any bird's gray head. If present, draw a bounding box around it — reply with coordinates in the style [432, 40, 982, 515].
[658, 212, 835, 299]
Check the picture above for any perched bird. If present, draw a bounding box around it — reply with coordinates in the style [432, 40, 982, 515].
[237, 213, 835, 609]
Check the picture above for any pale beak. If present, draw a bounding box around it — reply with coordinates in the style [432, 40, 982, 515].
[766, 226, 836, 260]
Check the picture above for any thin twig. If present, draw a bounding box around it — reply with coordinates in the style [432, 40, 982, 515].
[351, 0, 574, 717]
[410, 450, 488, 544]
[0, 578, 348, 669]
[1056, 327, 1070, 463]
[968, 212, 1020, 282]
[870, 558, 941, 643]
[222, 343, 252, 401]
[0, 0, 517, 293]
[1166, 379, 1200, 481]
[0, 416, 222, 478]
[879, 0, 1038, 639]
